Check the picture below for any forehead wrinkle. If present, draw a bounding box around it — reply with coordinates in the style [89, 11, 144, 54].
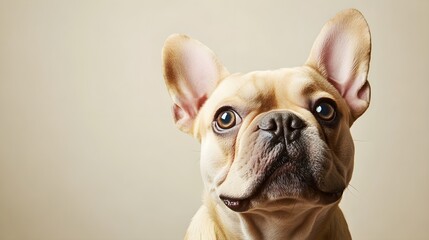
[238, 73, 278, 111]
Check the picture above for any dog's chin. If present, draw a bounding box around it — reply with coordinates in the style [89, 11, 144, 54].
[220, 186, 343, 213]
[219, 161, 343, 213]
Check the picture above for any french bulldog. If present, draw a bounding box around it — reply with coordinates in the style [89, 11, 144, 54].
[162, 9, 371, 240]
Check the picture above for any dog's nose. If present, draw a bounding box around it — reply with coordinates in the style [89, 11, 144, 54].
[258, 112, 306, 143]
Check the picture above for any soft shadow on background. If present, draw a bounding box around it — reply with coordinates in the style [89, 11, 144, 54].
[0, 0, 428, 239]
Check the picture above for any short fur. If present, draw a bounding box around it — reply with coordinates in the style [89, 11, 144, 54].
[162, 9, 371, 240]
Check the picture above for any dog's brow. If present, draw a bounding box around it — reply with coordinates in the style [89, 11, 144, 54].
[301, 84, 317, 96]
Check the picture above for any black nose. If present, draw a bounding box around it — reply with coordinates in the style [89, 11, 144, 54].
[258, 112, 306, 143]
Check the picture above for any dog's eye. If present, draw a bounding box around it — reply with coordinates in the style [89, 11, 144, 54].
[314, 99, 336, 122]
[214, 109, 241, 131]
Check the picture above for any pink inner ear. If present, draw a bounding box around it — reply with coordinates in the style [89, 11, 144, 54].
[357, 80, 370, 101]
[173, 104, 185, 124]
[344, 74, 371, 118]
[181, 42, 219, 104]
[323, 28, 357, 96]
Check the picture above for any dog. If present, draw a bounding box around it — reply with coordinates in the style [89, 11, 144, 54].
[162, 9, 371, 240]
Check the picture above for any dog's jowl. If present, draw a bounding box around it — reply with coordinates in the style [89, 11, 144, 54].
[162, 9, 371, 240]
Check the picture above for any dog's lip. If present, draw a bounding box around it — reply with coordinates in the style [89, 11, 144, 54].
[219, 189, 342, 213]
[219, 195, 250, 212]
[312, 189, 344, 204]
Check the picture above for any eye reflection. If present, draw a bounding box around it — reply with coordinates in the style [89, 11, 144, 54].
[314, 100, 336, 121]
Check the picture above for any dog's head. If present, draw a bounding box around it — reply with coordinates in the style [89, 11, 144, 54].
[162, 9, 371, 212]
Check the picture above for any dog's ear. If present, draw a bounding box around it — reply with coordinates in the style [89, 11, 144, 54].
[306, 9, 371, 122]
[162, 34, 229, 134]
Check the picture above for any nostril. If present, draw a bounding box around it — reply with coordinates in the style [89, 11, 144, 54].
[290, 117, 305, 130]
[258, 118, 277, 132]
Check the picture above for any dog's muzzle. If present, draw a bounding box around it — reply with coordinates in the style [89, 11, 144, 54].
[220, 111, 310, 212]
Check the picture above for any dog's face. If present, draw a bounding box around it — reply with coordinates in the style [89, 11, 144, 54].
[163, 9, 371, 212]
[195, 68, 358, 211]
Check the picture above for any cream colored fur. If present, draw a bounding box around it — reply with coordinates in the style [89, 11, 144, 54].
[162, 9, 371, 240]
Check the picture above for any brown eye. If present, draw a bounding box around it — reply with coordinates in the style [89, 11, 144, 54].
[214, 108, 241, 131]
[314, 100, 336, 121]
[216, 110, 236, 129]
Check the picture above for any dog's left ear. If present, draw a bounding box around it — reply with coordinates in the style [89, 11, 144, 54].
[306, 9, 371, 122]
[162, 34, 229, 134]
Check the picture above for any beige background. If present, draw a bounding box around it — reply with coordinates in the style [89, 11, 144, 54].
[0, 0, 428, 239]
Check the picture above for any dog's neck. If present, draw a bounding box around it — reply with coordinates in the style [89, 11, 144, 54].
[206, 195, 351, 240]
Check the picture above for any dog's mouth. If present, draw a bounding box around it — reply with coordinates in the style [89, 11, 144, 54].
[219, 154, 343, 212]
[219, 196, 250, 212]
[220, 191, 342, 212]
[218, 153, 289, 212]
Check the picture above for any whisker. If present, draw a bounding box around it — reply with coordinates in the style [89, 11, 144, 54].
[345, 184, 359, 197]
[353, 139, 368, 142]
